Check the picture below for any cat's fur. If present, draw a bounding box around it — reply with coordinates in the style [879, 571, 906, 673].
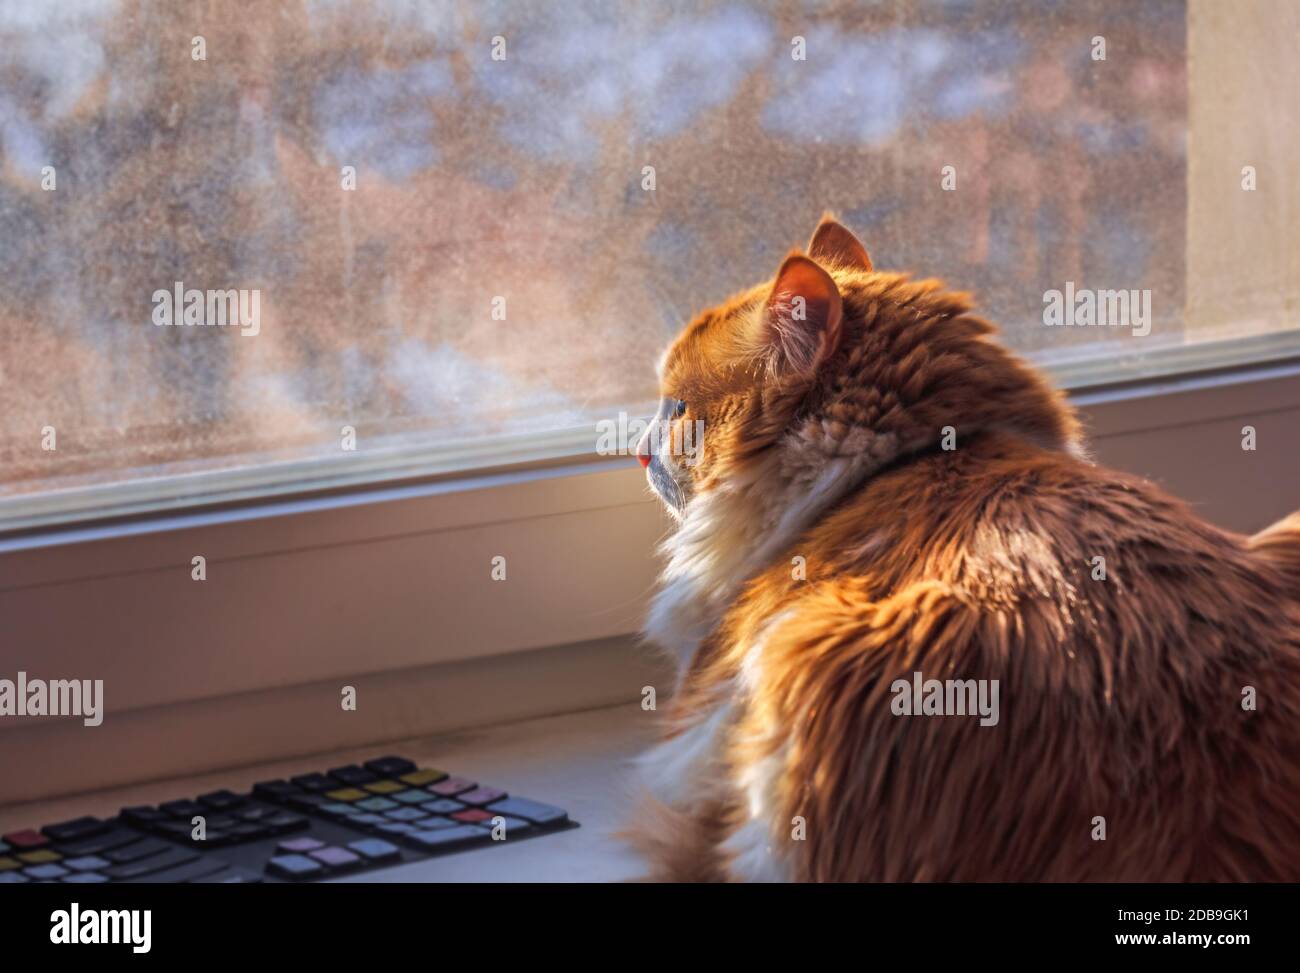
[630, 215, 1300, 881]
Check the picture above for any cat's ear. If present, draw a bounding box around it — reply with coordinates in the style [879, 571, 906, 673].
[807, 213, 873, 271]
[760, 253, 843, 375]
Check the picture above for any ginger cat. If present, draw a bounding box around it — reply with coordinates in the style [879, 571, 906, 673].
[630, 215, 1300, 881]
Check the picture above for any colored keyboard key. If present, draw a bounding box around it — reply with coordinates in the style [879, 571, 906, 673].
[309, 846, 361, 870]
[456, 787, 507, 806]
[63, 855, 111, 871]
[61, 872, 109, 884]
[2, 830, 47, 849]
[267, 854, 323, 880]
[485, 797, 570, 827]
[405, 825, 491, 852]
[278, 837, 325, 853]
[383, 807, 430, 822]
[476, 815, 532, 836]
[450, 809, 493, 824]
[324, 788, 368, 802]
[398, 768, 448, 787]
[346, 838, 401, 863]
[17, 849, 61, 864]
[428, 777, 475, 797]
[424, 799, 467, 814]
[391, 789, 435, 805]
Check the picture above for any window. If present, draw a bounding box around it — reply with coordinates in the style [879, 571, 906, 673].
[1, 0, 1296, 529]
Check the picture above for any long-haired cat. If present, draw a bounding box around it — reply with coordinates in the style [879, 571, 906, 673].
[630, 215, 1300, 881]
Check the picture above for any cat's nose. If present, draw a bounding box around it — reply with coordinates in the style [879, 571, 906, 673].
[635, 430, 652, 468]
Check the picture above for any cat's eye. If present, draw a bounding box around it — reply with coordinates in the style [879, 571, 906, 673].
[673, 400, 687, 418]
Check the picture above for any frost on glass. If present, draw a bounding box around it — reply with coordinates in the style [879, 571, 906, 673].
[0, 0, 1188, 497]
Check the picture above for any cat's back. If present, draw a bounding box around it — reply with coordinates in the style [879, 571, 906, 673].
[711, 430, 1300, 880]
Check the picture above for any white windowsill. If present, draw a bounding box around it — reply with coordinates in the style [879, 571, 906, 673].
[0, 703, 655, 883]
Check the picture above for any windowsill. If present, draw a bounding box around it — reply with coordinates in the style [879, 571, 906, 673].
[0, 702, 655, 883]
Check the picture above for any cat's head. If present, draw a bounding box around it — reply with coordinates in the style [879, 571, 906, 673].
[635, 215, 1080, 525]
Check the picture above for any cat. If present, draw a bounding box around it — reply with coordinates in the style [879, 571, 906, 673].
[629, 215, 1300, 881]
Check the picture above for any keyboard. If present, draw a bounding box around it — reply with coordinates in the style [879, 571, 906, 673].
[0, 755, 575, 883]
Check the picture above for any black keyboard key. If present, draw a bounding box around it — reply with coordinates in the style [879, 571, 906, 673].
[102, 846, 198, 880]
[289, 773, 335, 792]
[59, 828, 142, 857]
[159, 799, 205, 818]
[197, 790, 244, 811]
[485, 797, 570, 828]
[155, 820, 230, 846]
[363, 756, 417, 778]
[327, 765, 377, 786]
[125, 857, 229, 884]
[405, 825, 491, 852]
[287, 794, 329, 812]
[190, 867, 262, 883]
[42, 816, 109, 843]
[119, 806, 166, 827]
[236, 807, 278, 822]
[103, 838, 171, 864]
[252, 780, 299, 800]
[373, 822, 418, 838]
[265, 814, 309, 835]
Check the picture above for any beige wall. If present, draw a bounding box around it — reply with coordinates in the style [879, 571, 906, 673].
[1187, 0, 1300, 337]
